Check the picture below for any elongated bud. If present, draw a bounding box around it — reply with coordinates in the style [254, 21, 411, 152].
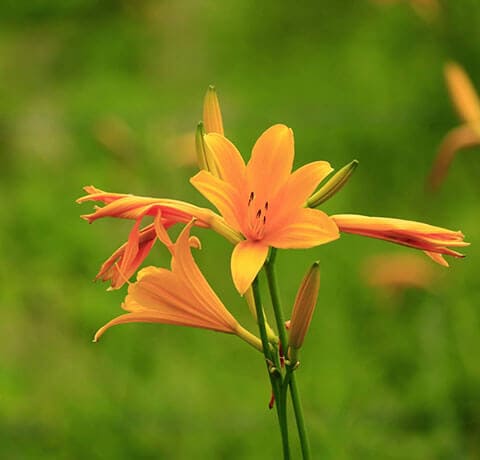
[288, 262, 320, 363]
[195, 122, 220, 177]
[307, 160, 358, 208]
[195, 122, 208, 171]
[203, 85, 224, 135]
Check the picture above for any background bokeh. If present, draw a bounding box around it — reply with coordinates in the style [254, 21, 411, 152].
[1, 1, 479, 458]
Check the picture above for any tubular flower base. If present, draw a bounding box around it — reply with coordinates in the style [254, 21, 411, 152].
[94, 221, 262, 352]
[191, 124, 340, 294]
[332, 214, 469, 267]
[77, 186, 241, 289]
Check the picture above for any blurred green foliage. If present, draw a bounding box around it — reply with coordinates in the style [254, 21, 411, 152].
[1, 0, 479, 458]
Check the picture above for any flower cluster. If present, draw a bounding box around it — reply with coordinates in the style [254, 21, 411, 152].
[78, 86, 468, 352]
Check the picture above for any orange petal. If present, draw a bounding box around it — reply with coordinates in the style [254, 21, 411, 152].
[265, 208, 339, 249]
[204, 133, 246, 190]
[190, 170, 241, 231]
[424, 250, 449, 267]
[94, 310, 233, 342]
[270, 161, 333, 226]
[171, 222, 237, 328]
[231, 240, 269, 294]
[428, 124, 480, 191]
[247, 124, 294, 198]
[445, 62, 480, 125]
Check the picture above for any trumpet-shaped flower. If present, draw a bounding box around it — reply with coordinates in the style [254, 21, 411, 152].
[429, 63, 480, 190]
[332, 214, 469, 266]
[190, 124, 339, 294]
[77, 185, 241, 289]
[94, 221, 262, 351]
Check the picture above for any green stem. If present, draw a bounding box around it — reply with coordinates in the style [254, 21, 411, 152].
[264, 249, 311, 460]
[288, 371, 311, 460]
[252, 279, 290, 460]
[265, 249, 289, 352]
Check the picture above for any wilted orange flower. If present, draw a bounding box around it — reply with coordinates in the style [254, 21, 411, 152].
[332, 214, 468, 267]
[77, 185, 240, 289]
[428, 63, 480, 190]
[191, 124, 339, 294]
[94, 221, 262, 351]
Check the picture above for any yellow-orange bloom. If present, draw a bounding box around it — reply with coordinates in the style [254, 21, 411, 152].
[429, 63, 480, 190]
[190, 124, 339, 294]
[332, 214, 468, 267]
[77, 185, 241, 289]
[94, 221, 262, 351]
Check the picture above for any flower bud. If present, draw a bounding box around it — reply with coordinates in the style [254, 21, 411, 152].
[288, 262, 320, 362]
[307, 160, 358, 208]
[203, 85, 224, 135]
[195, 122, 221, 177]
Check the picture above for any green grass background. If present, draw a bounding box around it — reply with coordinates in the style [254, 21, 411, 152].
[1, 1, 479, 458]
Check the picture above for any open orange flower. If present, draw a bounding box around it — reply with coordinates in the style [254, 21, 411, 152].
[94, 221, 262, 351]
[190, 124, 339, 294]
[332, 214, 468, 266]
[77, 185, 240, 289]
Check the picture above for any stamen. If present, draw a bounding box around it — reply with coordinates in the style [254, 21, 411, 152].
[265, 201, 269, 210]
[263, 216, 266, 225]
[248, 191, 254, 206]
[256, 209, 262, 219]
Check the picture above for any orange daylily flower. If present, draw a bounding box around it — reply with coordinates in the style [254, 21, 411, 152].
[428, 63, 480, 190]
[332, 214, 469, 267]
[77, 185, 240, 289]
[190, 124, 340, 294]
[94, 221, 263, 351]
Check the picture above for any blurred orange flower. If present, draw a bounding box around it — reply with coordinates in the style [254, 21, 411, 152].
[94, 221, 262, 351]
[363, 253, 440, 293]
[191, 124, 339, 294]
[332, 214, 468, 267]
[428, 63, 480, 190]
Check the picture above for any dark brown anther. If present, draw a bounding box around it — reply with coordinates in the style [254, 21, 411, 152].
[263, 216, 266, 225]
[265, 201, 269, 210]
[256, 209, 262, 219]
[248, 191, 254, 206]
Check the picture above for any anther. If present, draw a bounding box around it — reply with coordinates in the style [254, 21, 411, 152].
[265, 201, 269, 210]
[256, 209, 262, 219]
[248, 191, 254, 206]
[263, 216, 266, 225]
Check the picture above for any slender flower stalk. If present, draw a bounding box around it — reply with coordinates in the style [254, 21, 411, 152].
[332, 214, 469, 266]
[191, 124, 339, 294]
[263, 249, 311, 460]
